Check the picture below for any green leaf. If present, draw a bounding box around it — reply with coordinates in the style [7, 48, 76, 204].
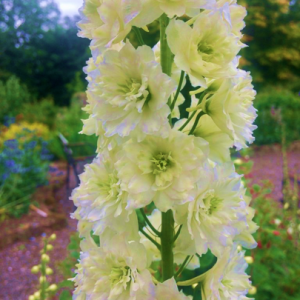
[59, 290, 72, 300]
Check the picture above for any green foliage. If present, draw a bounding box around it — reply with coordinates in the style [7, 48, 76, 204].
[247, 181, 300, 300]
[240, 0, 300, 92]
[253, 90, 300, 145]
[22, 98, 58, 130]
[0, 76, 31, 122]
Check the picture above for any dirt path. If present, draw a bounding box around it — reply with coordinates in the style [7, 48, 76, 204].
[249, 144, 300, 201]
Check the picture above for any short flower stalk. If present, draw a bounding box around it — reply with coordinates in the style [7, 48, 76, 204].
[29, 234, 57, 300]
[73, 0, 258, 298]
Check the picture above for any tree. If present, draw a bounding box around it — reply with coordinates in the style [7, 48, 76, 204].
[0, 1, 90, 105]
[240, 0, 300, 92]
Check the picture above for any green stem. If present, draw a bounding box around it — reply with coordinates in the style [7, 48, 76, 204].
[189, 111, 205, 135]
[133, 26, 144, 46]
[179, 92, 206, 132]
[159, 14, 175, 281]
[140, 228, 161, 250]
[170, 71, 185, 111]
[161, 210, 175, 281]
[160, 14, 174, 125]
[140, 208, 161, 236]
[175, 255, 190, 279]
[173, 225, 183, 243]
[160, 14, 173, 77]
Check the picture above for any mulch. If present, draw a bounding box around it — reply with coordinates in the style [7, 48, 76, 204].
[0, 144, 299, 299]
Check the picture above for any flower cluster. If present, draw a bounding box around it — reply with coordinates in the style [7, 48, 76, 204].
[72, 0, 258, 298]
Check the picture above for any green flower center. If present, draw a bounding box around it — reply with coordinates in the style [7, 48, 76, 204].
[109, 266, 131, 287]
[117, 78, 151, 106]
[151, 152, 173, 175]
[98, 173, 120, 199]
[202, 192, 222, 215]
[221, 278, 233, 289]
[198, 42, 214, 61]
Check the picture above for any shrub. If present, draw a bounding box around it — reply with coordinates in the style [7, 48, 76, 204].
[22, 99, 58, 130]
[254, 89, 300, 145]
[0, 76, 31, 122]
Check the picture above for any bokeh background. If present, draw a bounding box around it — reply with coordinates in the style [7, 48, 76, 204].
[0, 0, 300, 299]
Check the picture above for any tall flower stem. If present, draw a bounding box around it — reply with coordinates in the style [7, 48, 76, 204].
[160, 14, 173, 77]
[160, 13, 174, 114]
[160, 13, 175, 281]
[161, 209, 175, 280]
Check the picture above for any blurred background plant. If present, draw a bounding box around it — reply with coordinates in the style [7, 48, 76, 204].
[247, 180, 300, 300]
[0, 121, 51, 218]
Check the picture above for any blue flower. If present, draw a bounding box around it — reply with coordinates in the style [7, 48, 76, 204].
[5, 159, 15, 169]
[4, 139, 18, 150]
[24, 140, 37, 150]
[3, 116, 15, 127]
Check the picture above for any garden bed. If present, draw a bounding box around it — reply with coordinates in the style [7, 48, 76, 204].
[0, 162, 70, 250]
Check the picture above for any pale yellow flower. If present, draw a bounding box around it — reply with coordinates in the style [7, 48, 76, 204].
[116, 130, 208, 212]
[88, 41, 175, 140]
[201, 246, 252, 300]
[166, 11, 242, 87]
[71, 151, 139, 238]
[73, 232, 155, 300]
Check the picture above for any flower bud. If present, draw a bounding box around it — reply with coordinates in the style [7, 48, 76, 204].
[46, 267, 53, 275]
[284, 203, 289, 210]
[237, 245, 242, 252]
[287, 227, 293, 235]
[39, 276, 46, 284]
[46, 244, 53, 251]
[48, 284, 58, 292]
[234, 159, 243, 166]
[248, 286, 257, 295]
[245, 256, 254, 264]
[49, 234, 56, 241]
[33, 291, 40, 298]
[31, 265, 40, 274]
[41, 254, 50, 263]
[28, 295, 35, 300]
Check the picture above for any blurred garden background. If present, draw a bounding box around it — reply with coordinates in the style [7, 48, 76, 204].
[0, 0, 300, 299]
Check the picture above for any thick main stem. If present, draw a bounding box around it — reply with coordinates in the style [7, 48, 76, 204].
[160, 14, 173, 77]
[161, 209, 175, 280]
[160, 13, 175, 281]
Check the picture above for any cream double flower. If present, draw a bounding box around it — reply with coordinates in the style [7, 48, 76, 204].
[89, 41, 175, 140]
[166, 10, 242, 87]
[175, 163, 257, 257]
[73, 232, 155, 300]
[116, 130, 208, 212]
[197, 69, 257, 150]
[71, 151, 138, 238]
[201, 246, 252, 300]
[78, 0, 148, 51]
